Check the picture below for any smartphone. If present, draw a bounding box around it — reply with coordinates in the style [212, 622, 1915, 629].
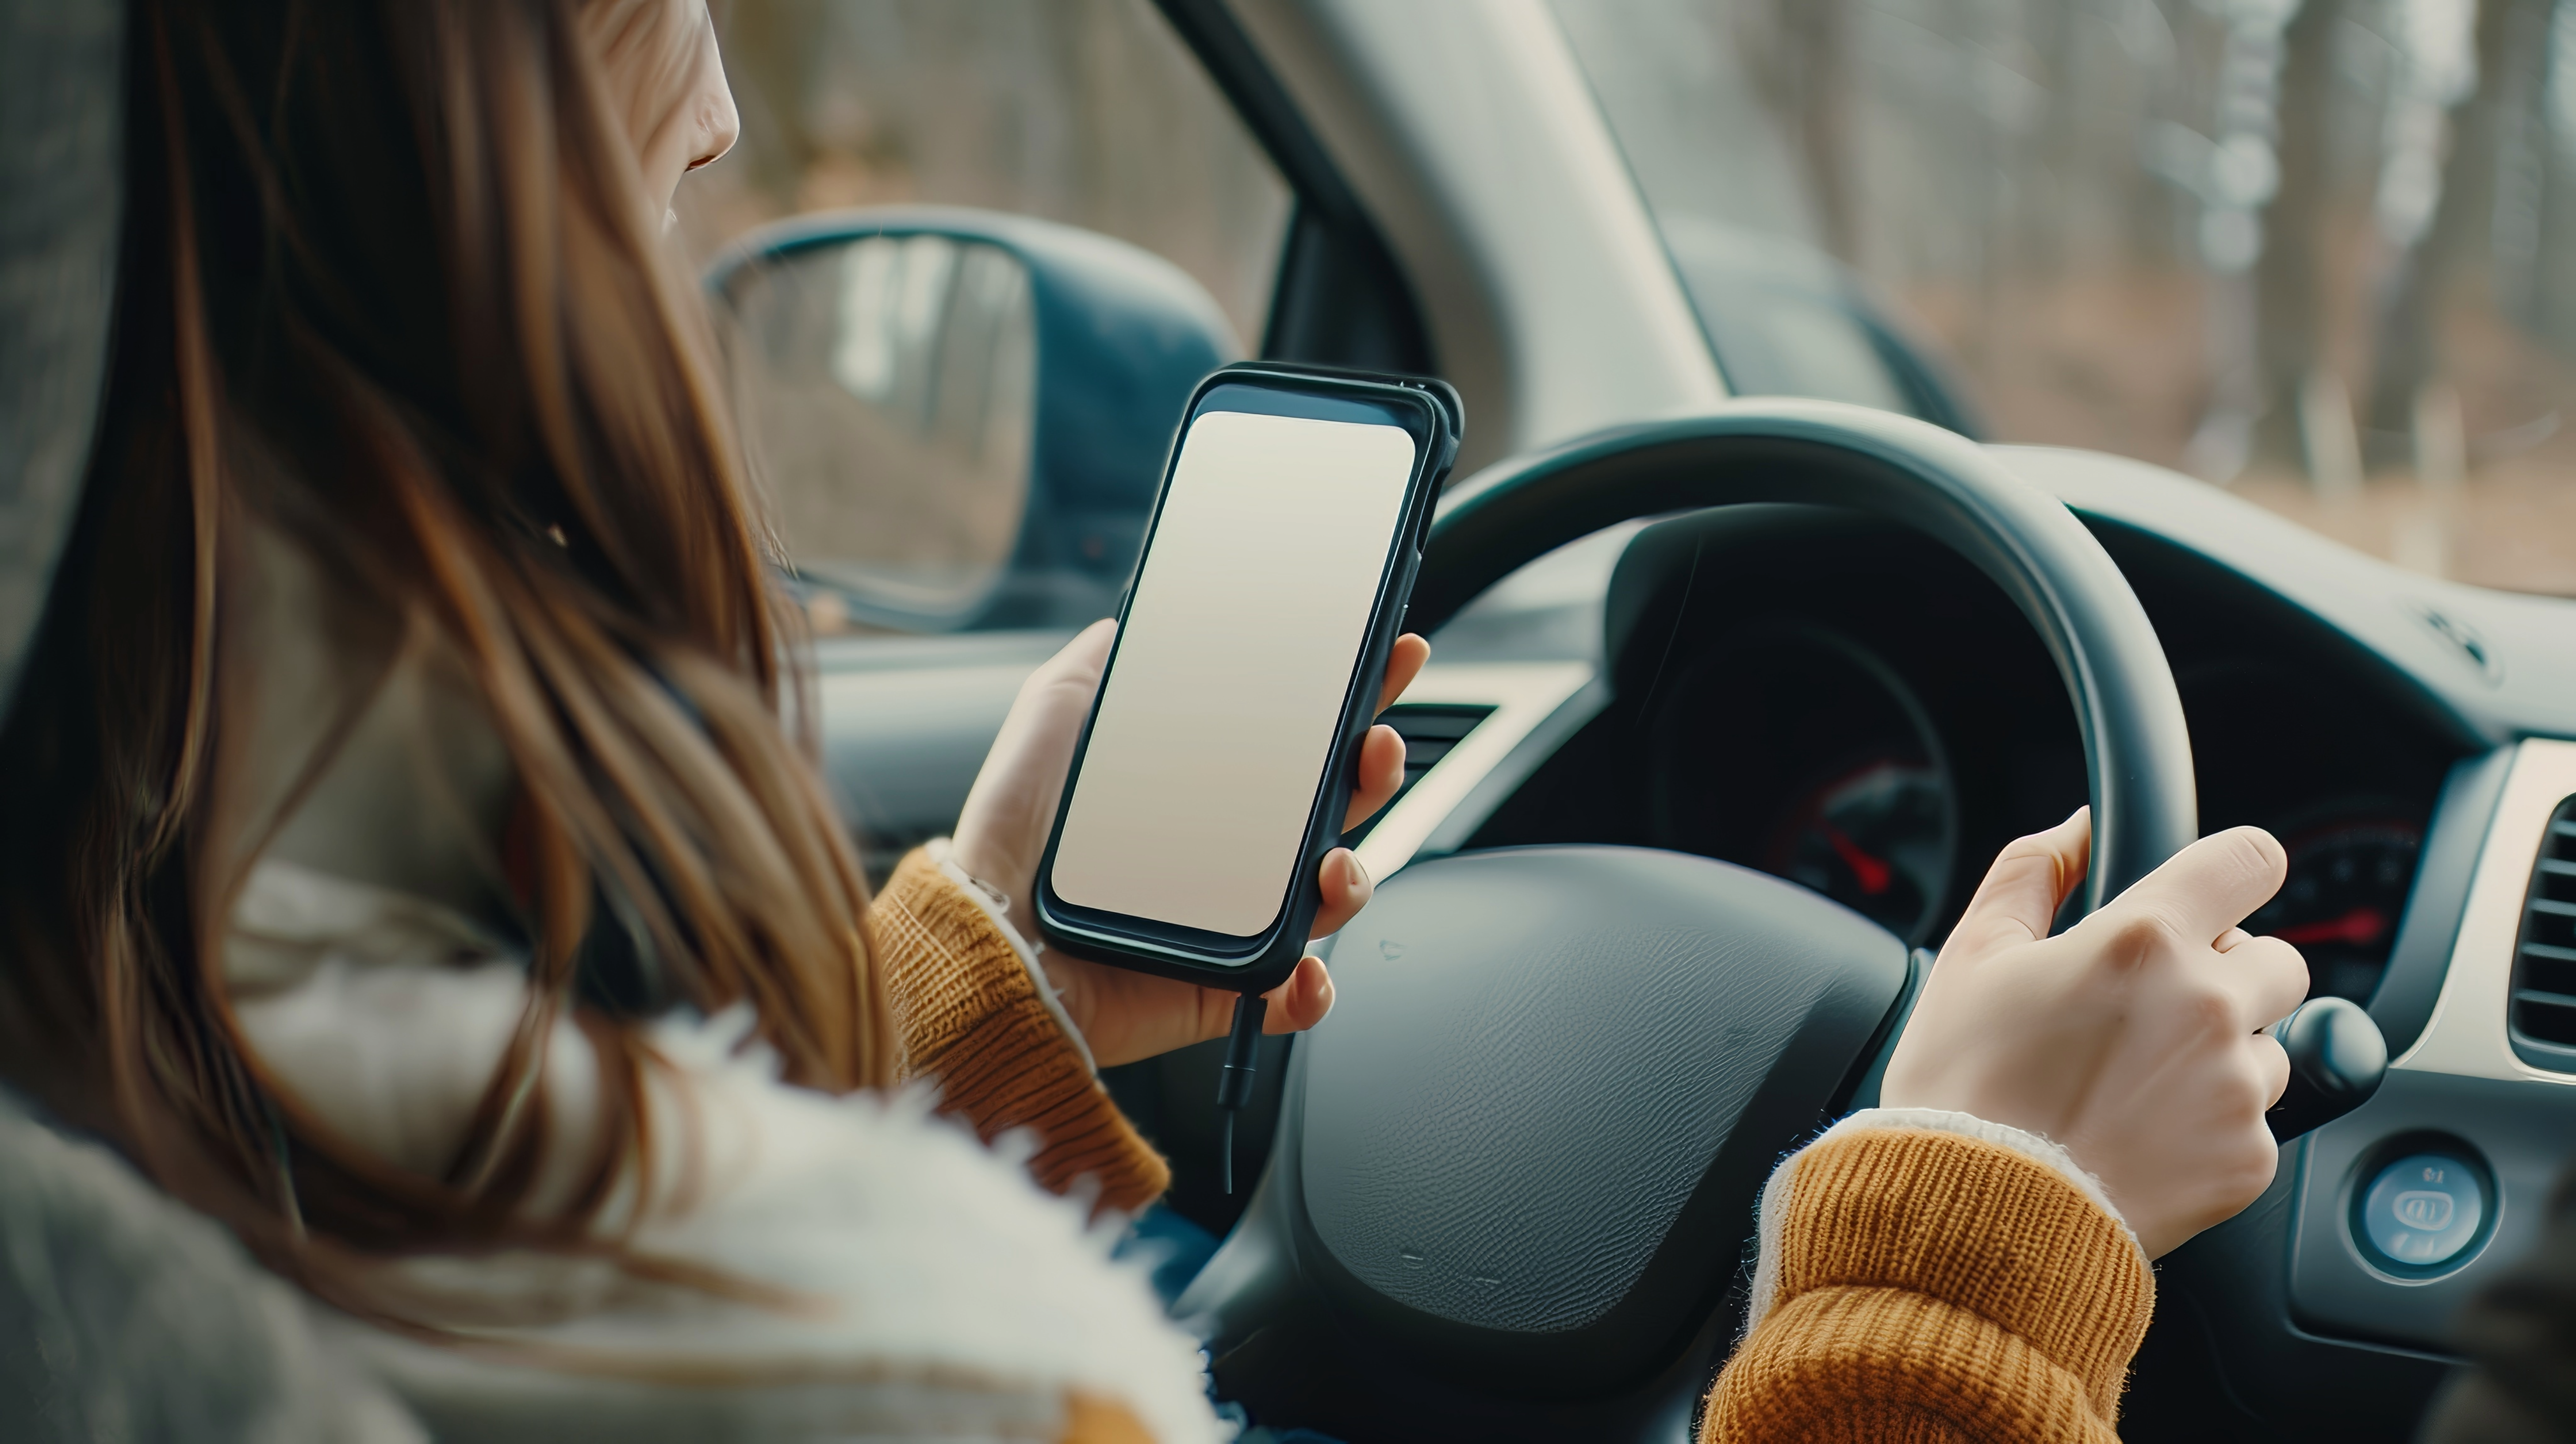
[1033, 363, 1462, 992]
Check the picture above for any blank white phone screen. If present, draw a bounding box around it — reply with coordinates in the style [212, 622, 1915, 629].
[1051, 407, 1419, 941]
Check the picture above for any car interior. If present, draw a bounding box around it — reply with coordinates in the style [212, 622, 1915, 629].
[9, 2, 2576, 1442]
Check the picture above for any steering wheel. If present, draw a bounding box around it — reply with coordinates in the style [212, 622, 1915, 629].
[1177, 399, 2199, 1441]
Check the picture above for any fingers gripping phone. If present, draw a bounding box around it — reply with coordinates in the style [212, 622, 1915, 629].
[1035, 363, 1461, 994]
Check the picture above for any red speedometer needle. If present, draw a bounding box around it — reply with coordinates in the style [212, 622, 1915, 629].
[2271, 907, 2389, 947]
[1825, 826, 1893, 896]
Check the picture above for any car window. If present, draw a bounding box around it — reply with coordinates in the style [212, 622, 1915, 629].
[1556, 0, 2576, 596]
[681, 0, 1290, 633]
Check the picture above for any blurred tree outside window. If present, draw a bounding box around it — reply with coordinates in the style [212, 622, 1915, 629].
[1559, 0, 2576, 595]
[676, 0, 1289, 631]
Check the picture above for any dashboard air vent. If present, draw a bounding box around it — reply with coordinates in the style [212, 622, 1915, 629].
[1342, 704, 1495, 846]
[2509, 795, 2576, 1068]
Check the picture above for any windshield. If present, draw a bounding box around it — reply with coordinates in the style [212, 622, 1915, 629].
[1556, 0, 2576, 596]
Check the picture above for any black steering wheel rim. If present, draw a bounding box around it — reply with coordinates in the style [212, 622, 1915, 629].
[1413, 398, 2198, 907]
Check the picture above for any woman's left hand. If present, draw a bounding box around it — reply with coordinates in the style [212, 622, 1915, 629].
[950, 619, 1430, 1068]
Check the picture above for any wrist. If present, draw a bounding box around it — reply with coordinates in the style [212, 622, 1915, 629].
[946, 832, 1034, 919]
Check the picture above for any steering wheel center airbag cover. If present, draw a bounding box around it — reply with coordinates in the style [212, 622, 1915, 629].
[1295, 846, 1905, 1373]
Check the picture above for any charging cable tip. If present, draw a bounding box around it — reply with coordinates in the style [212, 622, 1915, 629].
[1215, 993, 1268, 1195]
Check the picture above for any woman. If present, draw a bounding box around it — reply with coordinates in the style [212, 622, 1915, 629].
[0, 0, 2316, 1439]
[0, 1, 1381, 1437]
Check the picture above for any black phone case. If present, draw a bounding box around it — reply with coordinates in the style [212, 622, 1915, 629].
[1031, 361, 1463, 994]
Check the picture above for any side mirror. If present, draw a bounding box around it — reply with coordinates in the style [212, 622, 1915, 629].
[705, 206, 1239, 633]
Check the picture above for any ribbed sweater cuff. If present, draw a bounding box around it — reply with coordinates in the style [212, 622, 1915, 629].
[1749, 1109, 2137, 1328]
[1739, 1126, 2154, 1426]
[874, 846, 1170, 1214]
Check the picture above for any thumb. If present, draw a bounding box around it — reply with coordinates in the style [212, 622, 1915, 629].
[1941, 806, 2092, 958]
[1038, 617, 1117, 694]
[2093, 824, 2287, 948]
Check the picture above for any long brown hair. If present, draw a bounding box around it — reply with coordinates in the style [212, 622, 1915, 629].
[0, 0, 892, 1310]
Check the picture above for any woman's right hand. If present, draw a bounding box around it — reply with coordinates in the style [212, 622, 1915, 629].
[1881, 808, 2310, 1258]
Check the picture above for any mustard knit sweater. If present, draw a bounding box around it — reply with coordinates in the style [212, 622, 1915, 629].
[879, 848, 2155, 1443]
[1702, 1126, 2152, 1441]
[876, 848, 1170, 1214]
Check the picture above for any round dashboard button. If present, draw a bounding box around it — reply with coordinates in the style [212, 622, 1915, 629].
[2358, 1152, 2487, 1270]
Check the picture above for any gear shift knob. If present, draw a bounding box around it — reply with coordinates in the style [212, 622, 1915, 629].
[2265, 996, 2388, 1142]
